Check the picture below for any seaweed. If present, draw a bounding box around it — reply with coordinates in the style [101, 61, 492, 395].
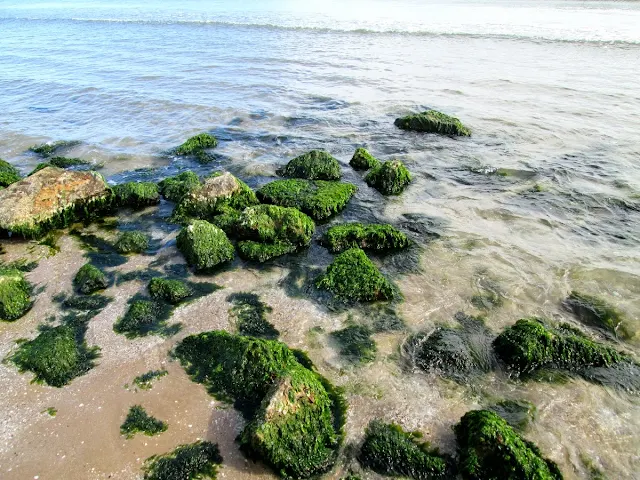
[323, 223, 410, 253]
[120, 405, 167, 438]
[113, 299, 178, 338]
[48, 156, 91, 168]
[114, 231, 150, 254]
[29, 140, 81, 157]
[0, 159, 21, 187]
[350, 148, 380, 171]
[227, 292, 279, 339]
[176, 220, 235, 272]
[73, 263, 108, 294]
[488, 399, 537, 432]
[56, 293, 112, 311]
[148, 278, 193, 304]
[175, 133, 218, 156]
[237, 241, 297, 263]
[142, 440, 223, 480]
[394, 110, 471, 136]
[133, 369, 168, 390]
[158, 171, 201, 203]
[564, 291, 631, 340]
[277, 150, 342, 180]
[0, 267, 33, 321]
[112, 182, 160, 209]
[365, 160, 412, 195]
[330, 325, 376, 364]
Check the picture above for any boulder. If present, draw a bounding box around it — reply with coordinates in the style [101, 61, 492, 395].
[394, 110, 471, 136]
[176, 220, 235, 271]
[349, 148, 380, 171]
[278, 150, 342, 180]
[365, 160, 412, 195]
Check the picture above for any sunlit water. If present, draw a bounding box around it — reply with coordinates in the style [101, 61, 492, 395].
[0, 1, 639, 479]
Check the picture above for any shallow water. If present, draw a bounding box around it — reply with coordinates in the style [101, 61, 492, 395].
[1, 0, 639, 479]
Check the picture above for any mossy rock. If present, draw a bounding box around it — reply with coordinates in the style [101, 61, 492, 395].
[73, 263, 108, 294]
[158, 171, 201, 203]
[176, 220, 235, 271]
[228, 292, 279, 340]
[317, 248, 395, 302]
[358, 420, 452, 479]
[175, 331, 345, 478]
[0, 159, 21, 187]
[411, 327, 477, 379]
[30, 140, 80, 157]
[115, 231, 150, 254]
[454, 410, 562, 479]
[143, 440, 223, 480]
[350, 148, 380, 171]
[0, 268, 33, 321]
[365, 160, 412, 195]
[59, 293, 112, 311]
[237, 241, 297, 263]
[148, 278, 193, 304]
[564, 291, 632, 340]
[175, 133, 218, 156]
[112, 182, 160, 209]
[331, 325, 376, 363]
[9, 324, 99, 387]
[120, 405, 167, 439]
[278, 150, 342, 180]
[395, 110, 471, 136]
[323, 223, 410, 253]
[257, 179, 357, 221]
[493, 318, 625, 377]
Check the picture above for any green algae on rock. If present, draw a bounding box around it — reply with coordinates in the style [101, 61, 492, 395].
[358, 420, 452, 480]
[564, 291, 632, 340]
[143, 440, 223, 480]
[29, 140, 80, 157]
[175, 331, 345, 478]
[133, 369, 168, 390]
[278, 150, 342, 180]
[148, 278, 193, 304]
[227, 292, 279, 339]
[0, 167, 111, 238]
[0, 159, 21, 187]
[323, 223, 410, 253]
[177, 220, 234, 271]
[316, 248, 395, 302]
[237, 240, 297, 262]
[454, 410, 563, 480]
[350, 148, 380, 171]
[331, 325, 376, 363]
[0, 268, 33, 321]
[158, 171, 201, 203]
[74, 263, 108, 294]
[411, 328, 477, 379]
[257, 179, 357, 221]
[48, 156, 92, 169]
[488, 399, 537, 432]
[174, 133, 218, 156]
[394, 110, 471, 136]
[112, 182, 160, 209]
[120, 405, 167, 439]
[114, 231, 150, 254]
[113, 299, 177, 338]
[493, 318, 625, 377]
[365, 160, 412, 195]
[9, 324, 100, 387]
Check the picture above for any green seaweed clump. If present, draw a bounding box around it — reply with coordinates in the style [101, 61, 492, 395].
[564, 291, 631, 340]
[228, 292, 279, 339]
[177, 220, 235, 271]
[143, 440, 223, 480]
[350, 147, 380, 171]
[237, 241, 296, 263]
[365, 160, 412, 195]
[278, 150, 342, 180]
[331, 325, 376, 363]
[0, 159, 21, 187]
[30, 140, 80, 157]
[113, 300, 175, 338]
[158, 171, 201, 203]
[317, 248, 395, 302]
[112, 182, 160, 209]
[358, 420, 451, 479]
[323, 223, 410, 253]
[120, 405, 167, 439]
[175, 331, 346, 478]
[148, 278, 193, 304]
[9, 324, 99, 387]
[175, 133, 218, 156]
[48, 156, 91, 168]
[0, 268, 33, 321]
[73, 263, 108, 294]
[114, 231, 150, 254]
[257, 179, 357, 221]
[488, 399, 537, 432]
[394, 110, 471, 136]
[133, 369, 168, 390]
[493, 318, 624, 377]
[454, 410, 562, 480]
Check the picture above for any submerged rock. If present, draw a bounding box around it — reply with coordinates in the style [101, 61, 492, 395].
[316, 248, 395, 301]
[350, 148, 380, 171]
[120, 405, 167, 439]
[488, 399, 537, 432]
[323, 223, 410, 253]
[29, 140, 80, 157]
[0, 159, 21, 187]
[365, 160, 412, 195]
[175, 331, 345, 478]
[227, 292, 279, 339]
[394, 110, 471, 136]
[158, 171, 201, 203]
[0, 167, 111, 238]
[176, 220, 234, 271]
[142, 440, 223, 480]
[331, 325, 376, 363]
[358, 420, 452, 479]
[257, 179, 357, 221]
[0, 267, 33, 321]
[73, 263, 108, 294]
[564, 291, 632, 340]
[454, 410, 562, 479]
[114, 231, 149, 254]
[278, 150, 342, 180]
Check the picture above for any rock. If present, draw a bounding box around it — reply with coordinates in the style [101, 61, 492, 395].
[73, 263, 108, 294]
[0, 166, 111, 238]
[114, 231, 149, 254]
[330, 325, 376, 363]
[488, 399, 537, 431]
[112, 182, 160, 209]
[0, 159, 21, 187]
[454, 410, 563, 479]
[0, 267, 32, 321]
[158, 171, 201, 203]
[394, 110, 471, 136]
[174, 133, 218, 156]
[323, 223, 410, 253]
[176, 220, 234, 271]
[278, 150, 342, 180]
[142, 441, 223, 480]
[365, 160, 412, 195]
[350, 148, 380, 171]
[563, 291, 632, 340]
[257, 179, 357, 221]
[148, 278, 193, 305]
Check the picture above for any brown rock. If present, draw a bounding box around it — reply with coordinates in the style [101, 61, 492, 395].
[187, 172, 240, 203]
